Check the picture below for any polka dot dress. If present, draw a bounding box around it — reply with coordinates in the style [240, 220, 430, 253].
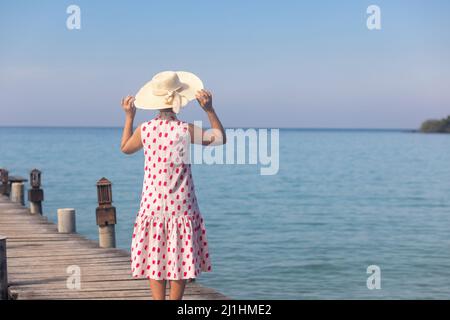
[131, 112, 212, 280]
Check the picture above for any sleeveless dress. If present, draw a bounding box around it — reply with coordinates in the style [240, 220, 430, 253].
[131, 113, 212, 280]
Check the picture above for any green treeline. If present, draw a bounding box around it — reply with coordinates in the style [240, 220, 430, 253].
[420, 115, 450, 133]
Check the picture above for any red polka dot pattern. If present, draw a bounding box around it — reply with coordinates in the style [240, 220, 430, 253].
[131, 114, 212, 280]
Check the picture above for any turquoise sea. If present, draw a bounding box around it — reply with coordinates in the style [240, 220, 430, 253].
[1, 127, 450, 299]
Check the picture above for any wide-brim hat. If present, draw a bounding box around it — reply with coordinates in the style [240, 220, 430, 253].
[134, 71, 204, 113]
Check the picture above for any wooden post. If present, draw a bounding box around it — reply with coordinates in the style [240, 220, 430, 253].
[96, 178, 117, 248]
[10, 182, 24, 205]
[0, 169, 9, 196]
[28, 169, 44, 215]
[98, 225, 116, 248]
[0, 236, 8, 300]
[30, 200, 42, 215]
[57, 208, 76, 233]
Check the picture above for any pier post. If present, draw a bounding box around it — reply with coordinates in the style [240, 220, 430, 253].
[28, 169, 44, 215]
[96, 178, 117, 248]
[10, 182, 24, 205]
[0, 236, 8, 300]
[0, 169, 9, 196]
[57, 208, 76, 233]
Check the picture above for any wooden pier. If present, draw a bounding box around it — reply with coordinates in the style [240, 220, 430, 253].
[0, 172, 228, 300]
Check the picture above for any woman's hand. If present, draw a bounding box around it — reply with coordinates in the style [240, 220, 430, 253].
[196, 89, 214, 112]
[190, 89, 226, 146]
[121, 95, 136, 119]
[120, 95, 142, 154]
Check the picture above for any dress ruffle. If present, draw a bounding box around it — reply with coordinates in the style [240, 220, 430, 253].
[131, 212, 211, 280]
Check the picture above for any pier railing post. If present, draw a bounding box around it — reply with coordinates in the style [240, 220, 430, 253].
[10, 182, 25, 206]
[95, 178, 117, 248]
[28, 169, 44, 215]
[0, 236, 8, 300]
[57, 208, 76, 233]
[0, 169, 9, 196]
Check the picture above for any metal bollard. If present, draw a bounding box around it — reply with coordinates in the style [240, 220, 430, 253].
[96, 178, 117, 248]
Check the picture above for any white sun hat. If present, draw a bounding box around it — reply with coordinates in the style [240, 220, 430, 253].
[134, 71, 204, 113]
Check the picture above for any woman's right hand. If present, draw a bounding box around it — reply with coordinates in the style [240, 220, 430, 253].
[121, 95, 136, 118]
[196, 89, 214, 112]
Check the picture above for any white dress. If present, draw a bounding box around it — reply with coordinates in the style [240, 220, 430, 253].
[131, 113, 212, 280]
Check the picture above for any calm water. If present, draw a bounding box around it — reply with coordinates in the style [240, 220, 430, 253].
[1, 127, 450, 299]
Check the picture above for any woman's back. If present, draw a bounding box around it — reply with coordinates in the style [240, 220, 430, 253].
[139, 113, 196, 219]
[131, 111, 211, 280]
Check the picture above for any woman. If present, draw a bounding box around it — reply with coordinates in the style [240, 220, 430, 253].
[120, 71, 226, 300]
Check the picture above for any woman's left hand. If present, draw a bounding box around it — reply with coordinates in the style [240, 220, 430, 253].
[196, 89, 214, 112]
[121, 95, 136, 118]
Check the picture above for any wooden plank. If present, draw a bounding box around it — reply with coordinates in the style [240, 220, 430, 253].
[7, 266, 133, 275]
[15, 291, 228, 300]
[7, 253, 129, 262]
[0, 195, 228, 300]
[8, 273, 137, 282]
[11, 285, 221, 296]
[8, 285, 215, 295]
[7, 249, 124, 258]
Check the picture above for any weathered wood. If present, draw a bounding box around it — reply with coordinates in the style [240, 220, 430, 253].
[7, 265, 132, 275]
[0, 169, 9, 196]
[0, 194, 228, 300]
[0, 236, 7, 299]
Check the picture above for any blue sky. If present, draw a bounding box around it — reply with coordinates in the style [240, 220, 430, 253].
[0, 0, 449, 128]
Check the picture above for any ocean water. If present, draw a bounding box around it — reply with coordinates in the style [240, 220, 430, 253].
[1, 127, 450, 299]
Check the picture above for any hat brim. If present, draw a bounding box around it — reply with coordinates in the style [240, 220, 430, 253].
[134, 71, 204, 110]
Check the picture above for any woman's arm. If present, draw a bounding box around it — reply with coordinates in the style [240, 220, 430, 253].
[189, 89, 227, 146]
[120, 95, 143, 154]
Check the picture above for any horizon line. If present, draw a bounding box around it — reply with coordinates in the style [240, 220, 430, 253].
[0, 125, 417, 131]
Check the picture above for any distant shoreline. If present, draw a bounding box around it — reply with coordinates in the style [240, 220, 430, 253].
[420, 116, 450, 133]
